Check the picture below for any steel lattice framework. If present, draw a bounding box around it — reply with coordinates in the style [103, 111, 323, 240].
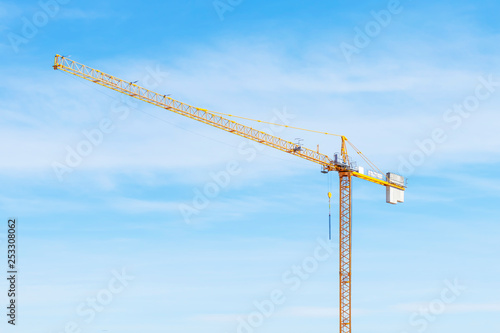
[339, 172, 352, 333]
[53, 54, 405, 333]
[53, 55, 404, 191]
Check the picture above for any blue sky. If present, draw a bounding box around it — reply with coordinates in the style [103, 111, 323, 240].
[1, 0, 500, 332]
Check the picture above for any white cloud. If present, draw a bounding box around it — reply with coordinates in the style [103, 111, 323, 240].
[109, 197, 181, 213]
[280, 306, 336, 318]
[192, 313, 240, 323]
[0, 195, 87, 214]
[278, 306, 376, 318]
[395, 302, 500, 314]
[2, 38, 500, 184]
[447, 303, 500, 313]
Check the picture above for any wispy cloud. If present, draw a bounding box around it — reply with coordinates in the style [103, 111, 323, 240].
[279, 306, 336, 318]
[3, 41, 500, 181]
[109, 197, 181, 213]
[0, 195, 88, 214]
[192, 313, 240, 323]
[395, 302, 500, 314]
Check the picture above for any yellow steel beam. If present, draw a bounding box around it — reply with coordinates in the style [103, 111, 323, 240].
[53, 55, 339, 171]
[352, 172, 405, 191]
[339, 172, 352, 333]
[53, 54, 405, 194]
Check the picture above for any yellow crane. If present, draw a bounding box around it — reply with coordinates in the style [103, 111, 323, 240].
[53, 54, 406, 333]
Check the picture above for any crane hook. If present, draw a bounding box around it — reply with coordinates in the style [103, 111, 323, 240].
[328, 191, 332, 240]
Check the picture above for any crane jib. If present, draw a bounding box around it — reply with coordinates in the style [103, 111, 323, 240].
[52, 55, 405, 192]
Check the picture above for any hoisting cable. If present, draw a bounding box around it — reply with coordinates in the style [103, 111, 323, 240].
[328, 190, 332, 241]
[204, 109, 387, 182]
[209, 110, 385, 179]
[346, 139, 385, 179]
[328, 172, 332, 241]
[204, 109, 343, 137]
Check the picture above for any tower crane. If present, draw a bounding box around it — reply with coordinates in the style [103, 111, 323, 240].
[53, 54, 406, 333]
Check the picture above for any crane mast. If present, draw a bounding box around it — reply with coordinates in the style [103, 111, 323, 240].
[339, 172, 352, 332]
[53, 54, 405, 333]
